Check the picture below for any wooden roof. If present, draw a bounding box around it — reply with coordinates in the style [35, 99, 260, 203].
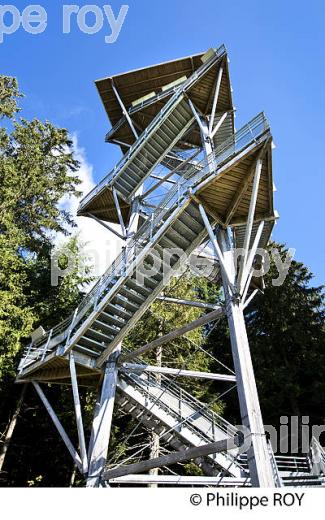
[195, 139, 274, 227]
[16, 354, 101, 387]
[79, 185, 130, 224]
[96, 48, 234, 150]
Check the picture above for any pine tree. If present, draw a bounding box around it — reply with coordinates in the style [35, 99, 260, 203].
[246, 243, 325, 432]
[205, 242, 325, 445]
[0, 76, 93, 485]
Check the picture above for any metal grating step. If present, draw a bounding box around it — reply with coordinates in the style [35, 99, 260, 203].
[93, 318, 121, 336]
[113, 294, 141, 312]
[119, 286, 147, 305]
[100, 311, 127, 328]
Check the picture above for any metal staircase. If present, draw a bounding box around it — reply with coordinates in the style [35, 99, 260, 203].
[18, 111, 270, 374]
[111, 97, 194, 200]
[116, 370, 244, 478]
[78, 45, 226, 212]
[112, 370, 325, 487]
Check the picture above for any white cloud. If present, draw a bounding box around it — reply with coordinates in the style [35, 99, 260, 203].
[60, 135, 123, 280]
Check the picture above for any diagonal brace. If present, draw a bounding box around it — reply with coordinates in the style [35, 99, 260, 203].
[103, 436, 242, 481]
[32, 381, 83, 474]
[112, 188, 127, 237]
[199, 204, 235, 294]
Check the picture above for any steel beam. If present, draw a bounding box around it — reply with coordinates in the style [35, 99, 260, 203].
[240, 220, 265, 295]
[217, 228, 277, 487]
[32, 382, 83, 474]
[157, 295, 219, 311]
[69, 352, 88, 474]
[210, 111, 228, 140]
[103, 436, 240, 480]
[119, 307, 223, 363]
[209, 66, 223, 135]
[188, 99, 206, 135]
[237, 158, 262, 290]
[225, 139, 270, 226]
[86, 213, 125, 240]
[87, 348, 120, 487]
[111, 80, 139, 140]
[112, 188, 127, 237]
[199, 204, 235, 293]
[243, 288, 258, 309]
[120, 363, 236, 382]
[109, 474, 249, 486]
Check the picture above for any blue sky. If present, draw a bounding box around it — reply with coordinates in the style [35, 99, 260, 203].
[1, 0, 324, 285]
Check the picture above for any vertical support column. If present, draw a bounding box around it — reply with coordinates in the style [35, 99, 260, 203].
[126, 184, 144, 272]
[87, 347, 121, 487]
[127, 186, 143, 238]
[198, 114, 216, 175]
[148, 344, 162, 488]
[69, 352, 88, 475]
[218, 229, 276, 487]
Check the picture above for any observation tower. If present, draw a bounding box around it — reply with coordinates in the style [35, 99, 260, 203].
[16, 45, 325, 487]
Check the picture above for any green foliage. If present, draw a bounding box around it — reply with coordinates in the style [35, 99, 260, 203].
[0, 76, 94, 486]
[0, 118, 81, 252]
[0, 76, 22, 119]
[246, 242, 325, 425]
[0, 75, 84, 382]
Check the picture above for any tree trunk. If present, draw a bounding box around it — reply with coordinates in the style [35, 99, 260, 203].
[0, 384, 27, 472]
[148, 345, 162, 488]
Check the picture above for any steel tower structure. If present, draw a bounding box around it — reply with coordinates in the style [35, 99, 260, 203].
[16, 45, 325, 488]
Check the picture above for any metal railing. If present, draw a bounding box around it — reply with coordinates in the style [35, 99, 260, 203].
[19, 111, 269, 371]
[105, 84, 191, 142]
[120, 369, 245, 473]
[79, 45, 226, 209]
[267, 441, 283, 486]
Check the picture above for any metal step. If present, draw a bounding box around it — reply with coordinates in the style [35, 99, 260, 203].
[87, 327, 115, 343]
[165, 227, 192, 249]
[79, 335, 106, 352]
[105, 303, 133, 320]
[173, 219, 198, 240]
[112, 99, 194, 201]
[125, 278, 153, 297]
[93, 319, 121, 336]
[113, 294, 141, 312]
[100, 311, 126, 328]
[119, 286, 147, 305]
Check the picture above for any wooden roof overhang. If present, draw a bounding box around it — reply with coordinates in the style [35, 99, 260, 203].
[79, 46, 234, 223]
[78, 186, 131, 225]
[192, 128, 276, 290]
[96, 47, 234, 151]
[193, 133, 275, 230]
[16, 352, 101, 387]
